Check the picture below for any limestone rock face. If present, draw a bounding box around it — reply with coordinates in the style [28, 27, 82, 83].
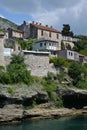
[57, 86, 87, 109]
[0, 85, 49, 108]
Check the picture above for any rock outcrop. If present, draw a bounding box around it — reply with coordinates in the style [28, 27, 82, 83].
[57, 86, 87, 109]
[0, 104, 86, 123]
[0, 85, 49, 108]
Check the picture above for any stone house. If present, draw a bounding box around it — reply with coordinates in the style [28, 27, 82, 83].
[8, 28, 23, 39]
[30, 22, 62, 51]
[18, 21, 30, 39]
[62, 36, 74, 49]
[79, 54, 87, 64]
[33, 40, 58, 56]
[4, 28, 23, 51]
[57, 49, 79, 62]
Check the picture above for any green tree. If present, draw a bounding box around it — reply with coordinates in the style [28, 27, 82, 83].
[62, 24, 73, 37]
[68, 62, 83, 85]
[73, 35, 87, 56]
[7, 54, 31, 84]
[50, 57, 69, 68]
[16, 38, 35, 50]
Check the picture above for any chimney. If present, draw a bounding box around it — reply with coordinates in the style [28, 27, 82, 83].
[50, 26, 53, 28]
[46, 25, 48, 27]
[32, 21, 34, 24]
[39, 23, 42, 25]
[36, 22, 38, 24]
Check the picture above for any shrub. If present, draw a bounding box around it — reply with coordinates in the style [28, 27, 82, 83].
[55, 98, 64, 108]
[7, 54, 32, 85]
[50, 57, 69, 68]
[68, 61, 83, 85]
[76, 78, 87, 89]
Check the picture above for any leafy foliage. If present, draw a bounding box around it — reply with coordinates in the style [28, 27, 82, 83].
[7, 54, 31, 84]
[50, 57, 70, 68]
[0, 54, 32, 85]
[16, 38, 35, 50]
[62, 24, 73, 37]
[68, 62, 83, 85]
[73, 35, 87, 55]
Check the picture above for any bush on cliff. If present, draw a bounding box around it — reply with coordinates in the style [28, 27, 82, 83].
[7, 54, 32, 85]
[0, 54, 32, 85]
[50, 57, 69, 68]
[68, 61, 83, 85]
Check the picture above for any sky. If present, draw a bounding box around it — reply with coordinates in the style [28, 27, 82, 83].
[0, 0, 87, 35]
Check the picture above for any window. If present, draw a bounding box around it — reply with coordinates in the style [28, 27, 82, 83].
[41, 30, 43, 36]
[49, 32, 51, 37]
[18, 46, 21, 50]
[40, 43, 42, 47]
[69, 52, 70, 55]
[69, 51, 73, 56]
[57, 33, 59, 39]
[71, 52, 73, 56]
[49, 42, 51, 46]
[44, 42, 46, 46]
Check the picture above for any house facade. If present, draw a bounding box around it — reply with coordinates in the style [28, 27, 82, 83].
[30, 22, 62, 51]
[8, 28, 23, 39]
[57, 49, 79, 62]
[79, 54, 87, 64]
[3, 28, 23, 52]
[18, 21, 30, 39]
[62, 36, 74, 49]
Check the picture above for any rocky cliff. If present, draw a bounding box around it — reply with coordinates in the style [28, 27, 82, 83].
[0, 84, 87, 123]
[0, 84, 49, 108]
[57, 86, 87, 109]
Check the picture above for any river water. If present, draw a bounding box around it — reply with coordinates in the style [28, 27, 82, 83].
[0, 115, 87, 130]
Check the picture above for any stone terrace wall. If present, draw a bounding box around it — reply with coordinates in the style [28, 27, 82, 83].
[22, 51, 59, 77]
[4, 50, 59, 77]
[0, 35, 5, 66]
[22, 51, 50, 77]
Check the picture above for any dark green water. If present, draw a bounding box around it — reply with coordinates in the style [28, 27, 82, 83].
[0, 115, 87, 130]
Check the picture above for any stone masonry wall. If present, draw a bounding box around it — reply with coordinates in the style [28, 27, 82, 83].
[22, 51, 59, 77]
[4, 50, 59, 77]
[0, 35, 5, 66]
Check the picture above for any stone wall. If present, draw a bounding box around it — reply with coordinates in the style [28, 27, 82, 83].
[4, 50, 59, 77]
[22, 50, 59, 77]
[4, 56, 11, 66]
[0, 35, 5, 66]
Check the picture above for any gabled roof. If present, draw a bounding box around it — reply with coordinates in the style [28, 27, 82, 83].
[84, 56, 87, 60]
[8, 28, 23, 33]
[79, 54, 87, 60]
[79, 54, 84, 57]
[30, 23, 61, 33]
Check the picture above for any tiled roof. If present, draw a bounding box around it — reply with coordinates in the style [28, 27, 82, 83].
[8, 28, 23, 33]
[79, 54, 87, 60]
[30, 23, 61, 33]
[79, 54, 85, 57]
[84, 56, 87, 60]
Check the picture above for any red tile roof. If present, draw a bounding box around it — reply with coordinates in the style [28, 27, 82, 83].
[30, 23, 61, 33]
[84, 56, 87, 60]
[79, 54, 87, 60]
[79, 54, 85, 57]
